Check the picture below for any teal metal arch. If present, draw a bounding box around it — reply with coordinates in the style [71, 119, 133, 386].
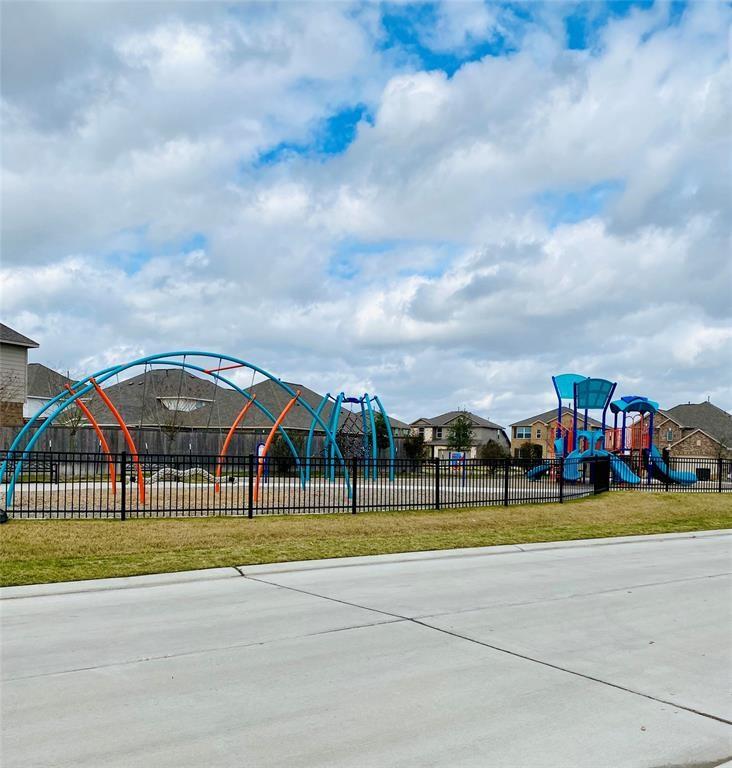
[373, 395, 395, 482]
[305, 391, 396, 483]
[363, 393, 378, 481]
[328, 393, 345, 482]
[1, 351, 351, 507]
[304, 393, 329, 482]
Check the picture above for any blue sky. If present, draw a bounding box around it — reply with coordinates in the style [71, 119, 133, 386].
[2, 0, 730, 424]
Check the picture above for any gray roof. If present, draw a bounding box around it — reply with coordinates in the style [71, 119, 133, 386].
[412, 410, 505, 430]
[511, 406, 603, 429]
[0, 323, 38, 348]
[77, 368, 404, 434]
[660, 402, 732, 447]
[27, 364, 72, 398]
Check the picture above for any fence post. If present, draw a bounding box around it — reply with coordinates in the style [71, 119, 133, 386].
[559, 457, 564, 504]
[434, 457, 441, 510]
[352, 456, 358, 514]
[503, 457, 510, 507]
[247, 454, 254, 518]
[719, 458, 723, 493]
[120, 451, 127, 521]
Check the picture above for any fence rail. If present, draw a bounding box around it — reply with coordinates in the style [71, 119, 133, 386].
[0, 451, 728, 520]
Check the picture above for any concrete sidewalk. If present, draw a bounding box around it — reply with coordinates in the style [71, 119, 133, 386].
[2, 531, 731, 767]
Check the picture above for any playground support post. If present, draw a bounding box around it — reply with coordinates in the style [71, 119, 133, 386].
[91, 379, 145, 504]
[364, 394, 378, 481]
[254, 391, 300, 503]
[66, 385, 116, 495]
[215, 396, 257, 492]
[328, 393, 344, 483]
[373, 395, 395, 482]
[305, 393, 329, 482]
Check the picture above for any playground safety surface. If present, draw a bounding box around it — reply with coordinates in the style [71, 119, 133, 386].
[2, 531, 731, 767]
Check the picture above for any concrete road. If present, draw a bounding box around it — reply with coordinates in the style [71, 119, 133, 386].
[2, 531, 731, 768]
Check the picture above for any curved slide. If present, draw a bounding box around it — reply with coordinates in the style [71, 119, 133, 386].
[526, 463, 551, 479]
[647, 445, 697, 485]
[564, 449, 641, 484]
[563, 448, 591, 482]
[608, 454, 641, 485]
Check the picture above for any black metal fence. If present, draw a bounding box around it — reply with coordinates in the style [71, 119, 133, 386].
[1, 451, 728, 520]
[609, 454, 732, 494]
[1, 451, 595, 519]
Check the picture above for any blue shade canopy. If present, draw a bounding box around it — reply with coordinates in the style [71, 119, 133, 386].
[574, 378, 615, 410]
[610, 396, 659, 415]
[552, 373, 586, 400]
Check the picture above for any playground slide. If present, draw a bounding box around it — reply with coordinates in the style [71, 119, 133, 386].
[648, 445, 697, 485]
[526, 463, 551, 480]
[563, 449, 591, 482]
[608, 454, 641, 485]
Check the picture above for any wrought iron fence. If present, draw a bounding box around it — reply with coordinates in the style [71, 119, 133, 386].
[609, 453, 732, 493]
[0, 451, 727, 520]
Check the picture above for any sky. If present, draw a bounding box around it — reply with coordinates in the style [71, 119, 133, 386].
[1, 0, 730, 427]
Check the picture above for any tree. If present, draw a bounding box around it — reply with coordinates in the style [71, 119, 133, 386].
[518, 441, 542, 460]
[58, 403, 86, 452]
[268, 433, 305, 474]
[447, 411, 474, 452]
[478, 440, 509, 460]
[403, 432, 425, 460]
[373, 412, 391, 452]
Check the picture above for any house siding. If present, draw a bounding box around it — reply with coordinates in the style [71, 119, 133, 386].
[0, 343, 29, 426]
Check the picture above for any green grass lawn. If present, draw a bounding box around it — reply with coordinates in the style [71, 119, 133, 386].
[1, 492, 730, 587]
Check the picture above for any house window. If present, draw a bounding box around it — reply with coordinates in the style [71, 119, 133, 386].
[418, 427, 425, 438]
[435, 428, 443, 439]
[666, 429, 673, 442]
[536, 429, 542, 439]
[516, 427, 531, 439]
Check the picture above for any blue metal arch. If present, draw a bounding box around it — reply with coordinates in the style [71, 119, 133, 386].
[305, 393, 329, 483]
[1, 351, 351, 506]
[373, 395, 396, 482]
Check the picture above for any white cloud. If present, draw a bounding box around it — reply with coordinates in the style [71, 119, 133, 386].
[2, 1, 730, 427]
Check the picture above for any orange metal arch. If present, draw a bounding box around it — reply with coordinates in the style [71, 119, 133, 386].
[66, 385, 116, 495]
[253, 391, 300, 503]
[215, 395, 257, 492]
[91, 378, 145, 504]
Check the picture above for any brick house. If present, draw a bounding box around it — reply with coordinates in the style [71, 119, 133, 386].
[509, 407, 603, 458]
[654, 402, 732, 459]
[409, 411, 509, 459]
[0, 324, 39, 427]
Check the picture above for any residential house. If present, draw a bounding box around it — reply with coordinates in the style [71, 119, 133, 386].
[0, 324, 39, 427]
[409, 411, 509, 459]
[11, 366, 409, 454]
[509, 407, 603, 458]
[25, 363, 73, 421]
[654, 401, 732, 460]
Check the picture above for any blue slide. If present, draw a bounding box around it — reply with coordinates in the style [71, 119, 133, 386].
[647, 445, 697, 485]
[526, 437, 564, 480]
[563, 449, 591, 482]
[608, 453, 641, 484]
[526, 463, 551, 479]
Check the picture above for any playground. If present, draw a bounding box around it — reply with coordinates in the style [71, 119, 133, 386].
[1, 355, 730, 520]
[524, 372, 714, 488]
